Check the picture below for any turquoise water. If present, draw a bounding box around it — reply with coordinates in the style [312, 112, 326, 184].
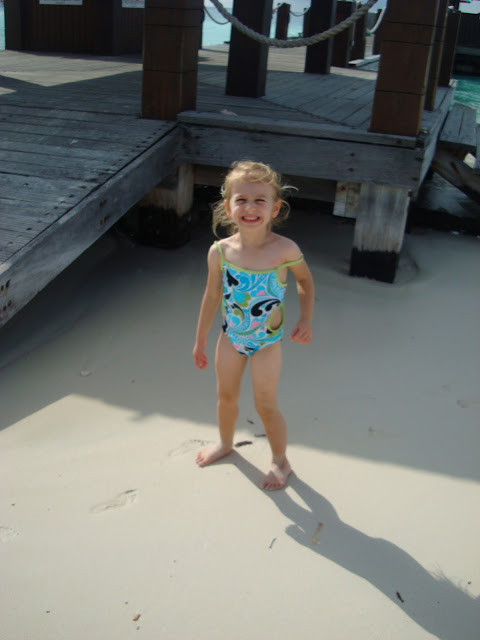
[454, 75, 480, 121]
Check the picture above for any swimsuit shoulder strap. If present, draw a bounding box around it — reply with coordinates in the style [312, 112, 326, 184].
[213, 241, 225, 268]
[279, 254, 304, 270]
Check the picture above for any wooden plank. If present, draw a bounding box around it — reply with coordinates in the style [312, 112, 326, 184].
[438, 103, 477, 154]
[178, 111, 418, 148]
[0, 198, 72, 216]
[0, 127, 148, 154]
[0, 114, 161, 143]
[0, 158, 115, 182]
[432, 148, 480, 204]
[0, 173, 91, 200]
[0, 125, 179, 327]
[181, 123, 420, 189]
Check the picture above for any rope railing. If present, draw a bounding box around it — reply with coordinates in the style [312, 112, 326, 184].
[367, 6, 386, 35]
[204, 4, 229, 25]
[208, 0, 378, 49]
[290, 8, 309, 18]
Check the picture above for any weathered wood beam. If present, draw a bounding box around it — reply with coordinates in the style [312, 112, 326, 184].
[226, 0, 273, 97]
[180, 120, 421, 189]
[305, 0, 337, 74]
[142, 0, 203, 120]
[349, 184, 410, 283]
[370, 0, 440, 136]
[425, 0, 449, 110]
[0, 126, 180, 328]
[275, 3, 290, 40]
[438, 8, 461, 87]
[332, 0, 355, 68]
[3, 0, 23, 50]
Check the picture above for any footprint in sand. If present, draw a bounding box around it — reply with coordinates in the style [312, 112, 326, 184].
[0, 526, 19, 542]
[90, 489, 138, 514]
[168, 439, 210, 457]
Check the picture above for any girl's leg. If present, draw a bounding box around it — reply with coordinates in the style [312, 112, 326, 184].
[196, 332, 248, 467]
[250, 342, 291, 490]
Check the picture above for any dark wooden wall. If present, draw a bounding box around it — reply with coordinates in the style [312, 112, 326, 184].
[457, 12, 480, 48]
[4, 0, 144, 54]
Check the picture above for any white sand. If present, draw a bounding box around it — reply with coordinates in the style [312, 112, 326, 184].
[1, 209, 479, 640]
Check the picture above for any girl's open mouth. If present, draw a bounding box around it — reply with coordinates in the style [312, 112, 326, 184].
[242, 215, 260, 222]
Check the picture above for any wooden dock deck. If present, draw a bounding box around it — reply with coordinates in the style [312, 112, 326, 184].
[0, 45, 456, 327]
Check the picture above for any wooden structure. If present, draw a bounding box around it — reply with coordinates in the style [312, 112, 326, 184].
[454, 11, 480, 74]
[0, 0, 474, 328]
[4, 0, 144, 55]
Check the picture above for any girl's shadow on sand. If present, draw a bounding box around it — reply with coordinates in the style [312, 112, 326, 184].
[227, 452, 479, 640]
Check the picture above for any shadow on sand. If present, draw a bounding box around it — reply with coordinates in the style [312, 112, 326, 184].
[226, 452, 479, 640]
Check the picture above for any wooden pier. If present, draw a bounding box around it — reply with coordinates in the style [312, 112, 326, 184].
[0, 0, 472, 328]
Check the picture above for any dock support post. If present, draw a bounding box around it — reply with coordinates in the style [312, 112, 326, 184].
[305, 0, 337, 74]
[369, 0, 440, 137]
[438, 8, 461, 87]
[350, 6, 367, 62]
[332, 1, 355, 68]
[350, 185, 410, 283]
[4, 0, 23, 50]
[121, 164, 194, 248]
[142, 0, 203, 120]
[425, 0, 449, 110]
[226, 0, 273, 97]
[275, 3, 290, 40]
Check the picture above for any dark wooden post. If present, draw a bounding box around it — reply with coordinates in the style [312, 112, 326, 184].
[275, 3, 290, 40]
[425, 0, 449, 110]
[372, 10, 384, 55]
[142, 0, 203, 121]
[351, 6, 367, 61]
[305, 0, 337, 74]
[226, 0, 273, 97]
[370, 0, 440, 137]
[332, 0, 355, 68]
[4, 0, 24, 50]
[438, 8, 461, 87]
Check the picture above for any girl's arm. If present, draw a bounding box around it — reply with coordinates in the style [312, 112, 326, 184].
[193, 245, 223, 369]
[289, 259, 315, 345]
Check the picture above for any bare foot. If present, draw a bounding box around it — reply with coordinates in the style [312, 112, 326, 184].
[260, 459, 291, 491]
[195, 443, 233, 467]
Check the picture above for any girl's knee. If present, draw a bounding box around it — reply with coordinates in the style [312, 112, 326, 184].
[217, 388, 240, 406]
[255, 399, 279, 422]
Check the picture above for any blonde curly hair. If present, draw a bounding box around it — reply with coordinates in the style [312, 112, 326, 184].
[212, 160, 295, 237]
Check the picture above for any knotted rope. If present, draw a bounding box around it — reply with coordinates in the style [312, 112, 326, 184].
[208, 0, 378, 49]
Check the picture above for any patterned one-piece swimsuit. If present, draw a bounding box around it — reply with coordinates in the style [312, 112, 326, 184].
[215, 241, 304, 356]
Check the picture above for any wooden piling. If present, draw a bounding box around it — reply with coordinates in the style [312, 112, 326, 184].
[370, 0, 440, 137]
[226, 0, 273, 98]
[425, 0, 449, 111]
[439, 8, 461, 86]
[349, 184, 410, 283]
[332, 0, 355, 68]
[142, 0, 203, 121]
[350, 7, 367, 62]
[305, 0, 337, 75]
[275, 3, 290, 41]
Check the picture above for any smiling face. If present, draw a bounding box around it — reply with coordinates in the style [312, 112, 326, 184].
[224, 181, 281, 232]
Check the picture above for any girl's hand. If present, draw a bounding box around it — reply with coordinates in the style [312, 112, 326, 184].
[290, 321, 312, 345]
[193, 342, 208, 369]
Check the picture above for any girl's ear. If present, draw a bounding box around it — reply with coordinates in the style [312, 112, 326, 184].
[272, 200, 281, 218]
[224, 199, 232, 217]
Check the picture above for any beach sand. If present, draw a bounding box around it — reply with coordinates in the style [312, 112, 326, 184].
[1, 206, 479, 640]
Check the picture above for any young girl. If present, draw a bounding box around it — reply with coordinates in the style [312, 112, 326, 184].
[193, 161, 314, 491]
